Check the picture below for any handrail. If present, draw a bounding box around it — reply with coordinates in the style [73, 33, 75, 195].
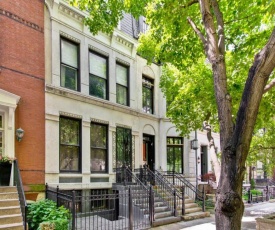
[135, 166, 181, 216]
[13, 160, 28, 230]
[160, 171, 204, 201]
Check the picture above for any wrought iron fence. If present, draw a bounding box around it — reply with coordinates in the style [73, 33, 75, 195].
[245, 186, 275, 203]
[46, 184, 151, 230]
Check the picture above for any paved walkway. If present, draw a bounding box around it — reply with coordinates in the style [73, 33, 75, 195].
[151, 200, 275, 230]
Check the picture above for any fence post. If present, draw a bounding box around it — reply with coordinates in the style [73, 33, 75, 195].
[173, 170, 175, 185]
[248, 189, 251, 203]
[56, 186, 59, 207]
[129, 187, 133, 230]
[72, 190, 76, 230]
[202, 185, 205, 212]
[266, 186, 269, 201]
[173, 189, 177, 216]
[182, 186, 185, 215]
[149, 186, 154, 226]
[45, 183, 48, 200]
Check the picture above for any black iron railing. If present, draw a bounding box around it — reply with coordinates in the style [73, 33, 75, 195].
[46, 182, 151, 230]
[246, 185, 275, 203]
[159, 171, 205, 211]
[134, 166, 182, 217]
[13, 160, 28, 230]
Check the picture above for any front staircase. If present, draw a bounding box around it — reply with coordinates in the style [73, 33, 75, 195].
[0, 186, 24, 230]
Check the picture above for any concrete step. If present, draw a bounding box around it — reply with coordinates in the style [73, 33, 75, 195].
[0, 222, 24, 230]
[152, 216, 181, 227]
[0, 187, 17, 193]
[0, 199, 20, 208]
[0, 214, 23, 225]
[182, 211, 210, 221]
[155, 210, 173, 219]
[0, 206, 21, 216]
[180, 207, 202, 214]
[0, 192, 18, 200]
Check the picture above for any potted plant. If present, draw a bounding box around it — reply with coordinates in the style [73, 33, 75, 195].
[0, 155, 15, 186]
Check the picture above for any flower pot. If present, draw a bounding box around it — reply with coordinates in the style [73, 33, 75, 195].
[0, 163, 12, 186]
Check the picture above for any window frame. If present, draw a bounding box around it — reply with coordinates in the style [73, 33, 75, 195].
[142, 76, 154, 114]
[116, 62, 130, 106]
[90, 122, 108, 173]
[166, 137, 183, 174]
[59, 116, 82, 173]
[89, 51, 109, 100]
[0, 114, 4, 156]
[60, 37, 80, 91]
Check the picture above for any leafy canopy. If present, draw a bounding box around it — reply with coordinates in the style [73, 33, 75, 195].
[69, 0, 275, 172]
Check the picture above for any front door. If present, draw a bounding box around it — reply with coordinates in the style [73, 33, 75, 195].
[143, 134, 155, 170]
[200, 145, 208, 176]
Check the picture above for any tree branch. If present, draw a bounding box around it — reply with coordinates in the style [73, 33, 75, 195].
[264, 78, 275, 93]
[210, 0, 225, 54]
[180, 0, 199, 8]
[187, 17, 207, 48]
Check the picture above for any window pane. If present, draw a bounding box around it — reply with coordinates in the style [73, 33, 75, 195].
[90, 123, 107, 148]
[116, 84, 127, 105]
[116, 127, 132, 168]
[89, 75, 106, 99]
[116, 64, 127, 86]
[0, 131, 2, 155]
[60, 118, 80, 145]
[61, 39, 78, 68]
[60, 145, 79, 171]
[0, 116, 2, 128]
[142, 86, 153, 113]
[90, 149, 106, 172]
[61, 65, 77, 90]
[89, 53, 107, 79]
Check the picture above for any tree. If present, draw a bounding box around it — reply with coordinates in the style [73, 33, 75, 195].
[70, 0, 275, 229]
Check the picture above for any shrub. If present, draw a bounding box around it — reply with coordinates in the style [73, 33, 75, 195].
[27, 199, 70, 230]
[39, 219, 69, 230]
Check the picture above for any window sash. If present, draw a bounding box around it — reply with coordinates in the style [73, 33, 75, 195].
[60, 117, 81, 172]
[61, 65, 78, 90]
[116, 64, 128, 86]
[89, 52, 107, 79]
[116, 84, 128, 106]
[61, 39, 78, 68]
[89, 74, 107, 99]
[90, 123, 108, 173]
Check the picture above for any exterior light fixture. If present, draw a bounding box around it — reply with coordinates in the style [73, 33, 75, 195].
[191, 139, 199, 150]
[16, 128, 24, 142]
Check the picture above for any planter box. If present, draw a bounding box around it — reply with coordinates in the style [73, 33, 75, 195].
[256, 214, 275, 230]
[0, 163, 12, 186]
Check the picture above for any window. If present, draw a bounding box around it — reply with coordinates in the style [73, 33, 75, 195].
[89, 52, 108, 99]
[0, 115, 3, 155]
[60, 117, 81, 172]
[90, 122, 108, 173]
[142, 76, 154, 114]
[116, 63, 129, 106]
[60, 38, 79, 91]
[116, 127, 132, 168]
[167, 137, 183, 173]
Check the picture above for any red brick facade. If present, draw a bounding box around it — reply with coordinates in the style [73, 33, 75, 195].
[0, 1, 45, 190]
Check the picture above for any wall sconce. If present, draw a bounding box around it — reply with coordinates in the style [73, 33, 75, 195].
[197, 156, 201, 164]
[191, 138, 199, 150]
[16, 128, 24, 142]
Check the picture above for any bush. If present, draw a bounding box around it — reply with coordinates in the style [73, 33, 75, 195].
[27, 199, 70, 230]
[250, 179, 255, 190]
[242, 189, 262, 201]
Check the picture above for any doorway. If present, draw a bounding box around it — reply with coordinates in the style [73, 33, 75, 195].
[200, 145, 208, 176]
[143, 134, 155, 170]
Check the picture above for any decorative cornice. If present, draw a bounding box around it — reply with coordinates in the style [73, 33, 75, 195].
[0, 8, 43, 33]
[90, 118, 109, 125]
[58, 3, 84, 22]
[116, 123, 132, 129]
[116, 58, 130, 66]
[89, 45, 109, 57]
[59, 111, 82, 119]
[60, 31, 81, 43]
[115, 35, 133, 48]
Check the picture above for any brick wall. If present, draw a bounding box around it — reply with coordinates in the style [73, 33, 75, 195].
[0, 0, 45, 190]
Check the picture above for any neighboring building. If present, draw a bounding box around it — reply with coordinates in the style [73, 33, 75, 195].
[44, 0, 220, 195]
[0, 0, 45, 199]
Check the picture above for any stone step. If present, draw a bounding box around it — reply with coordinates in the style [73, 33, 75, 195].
[0, 187, 17, 193]
[180, 206, 202, 214]
[0, 192, 18, 200]
[0, 199, 20, 208]
[155, 210, 173, 219]
[0, 214, 23, 225]
[0, 206, 21, 216]
[0, 222, 24, 230]
[182, 211, 210, 221]
[152, 216, 181, 227]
